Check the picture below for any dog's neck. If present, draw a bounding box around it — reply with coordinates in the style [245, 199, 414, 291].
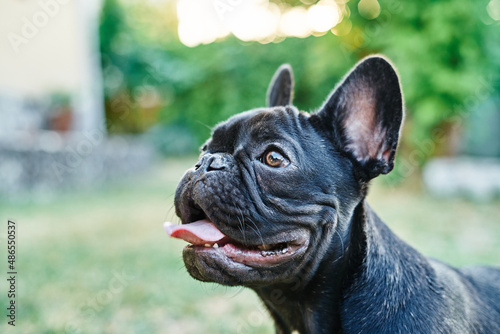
[254, 200, 439, 334]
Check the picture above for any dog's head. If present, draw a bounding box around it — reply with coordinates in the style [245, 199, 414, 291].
[168, 56, 403, 287]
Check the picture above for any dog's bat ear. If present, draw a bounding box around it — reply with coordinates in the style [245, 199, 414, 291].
[267, 64, 294, 107]
[315, 56, 404, 180]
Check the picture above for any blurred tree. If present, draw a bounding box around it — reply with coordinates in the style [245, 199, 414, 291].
[99, 0, 168, 133]
[346, 0, 498, 160]
[99, 0, 500, 163]
[99, 0, 357, 148]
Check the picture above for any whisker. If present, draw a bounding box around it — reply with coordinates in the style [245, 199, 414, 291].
[165, 201, 176, 222]
[227, 286, 245, 298]
[235, 214, 246, 244]
[246, 217, 265, 246]
[331, 229, 345, 263]
[195, 120, 212, 131]
[234, 202, 247, 244]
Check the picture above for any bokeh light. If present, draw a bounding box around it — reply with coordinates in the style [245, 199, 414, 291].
[487, 0, 500, 20]
[358, 0, 380, 20]
[307, 0, 341, 33]
[280, 6, 311, 38]
[175, 0, 347, 47]
[177, 0, 230, 47]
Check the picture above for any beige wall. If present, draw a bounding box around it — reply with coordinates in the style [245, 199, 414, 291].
[0, 0, 84, 95]
[0, 0, 105, 131]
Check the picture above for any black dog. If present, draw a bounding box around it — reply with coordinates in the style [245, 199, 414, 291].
[165, 56, 500, 333]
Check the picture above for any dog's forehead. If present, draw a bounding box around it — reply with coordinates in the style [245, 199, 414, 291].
[210, 107, 301, 151]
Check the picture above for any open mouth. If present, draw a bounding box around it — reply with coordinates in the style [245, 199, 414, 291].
[164, 219, 308, 267]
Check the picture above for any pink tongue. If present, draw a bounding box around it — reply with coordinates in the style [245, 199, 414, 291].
[164, 220, 226, 245]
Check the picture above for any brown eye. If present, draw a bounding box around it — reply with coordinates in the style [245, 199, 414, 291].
[264, 151, 289, 168]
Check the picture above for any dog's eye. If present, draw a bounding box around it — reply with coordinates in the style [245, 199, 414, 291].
[263, 150, 289, 168]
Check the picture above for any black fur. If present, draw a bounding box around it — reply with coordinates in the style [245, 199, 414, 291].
[267, 64, 294, 108]
[173, 56, 500, 333]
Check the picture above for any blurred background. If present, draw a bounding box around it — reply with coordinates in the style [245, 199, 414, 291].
[0, 0, 499, 333]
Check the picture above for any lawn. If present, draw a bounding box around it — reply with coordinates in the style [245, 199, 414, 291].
[1, 157, 499, 333]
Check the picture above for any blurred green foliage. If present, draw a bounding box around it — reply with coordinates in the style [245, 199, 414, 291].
[99, 0, 500, 161]
[347, 0, 500, 160]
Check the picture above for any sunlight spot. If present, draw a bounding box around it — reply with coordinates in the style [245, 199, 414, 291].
[177, 0, 231, 47]
[176, 0, 347, 45]
[331, 18, 352, 36]
[358, 0, 381, 20]
[307, 0, 341, 33]
[280, 6, 311, 38]
[487, 0, 500, 20]
[225, 1, 280, 42]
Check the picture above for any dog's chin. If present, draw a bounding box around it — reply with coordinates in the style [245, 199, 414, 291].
[181, 227, 310, 286]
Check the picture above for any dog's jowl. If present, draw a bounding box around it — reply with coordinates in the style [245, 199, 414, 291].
[165, 56, 500, 334]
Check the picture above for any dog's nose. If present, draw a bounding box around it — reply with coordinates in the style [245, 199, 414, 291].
[195, 153, 229, 172]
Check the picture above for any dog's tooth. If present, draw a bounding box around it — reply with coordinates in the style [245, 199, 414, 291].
[204, 243, 211, 247]
[261, 250, 278, 257]
[213, 243, 219, 249]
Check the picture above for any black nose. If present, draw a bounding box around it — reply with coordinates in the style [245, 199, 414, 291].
[195, 153, 229, 172]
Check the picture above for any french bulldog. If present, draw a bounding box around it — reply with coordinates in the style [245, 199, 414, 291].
[164, 56, 500, 333]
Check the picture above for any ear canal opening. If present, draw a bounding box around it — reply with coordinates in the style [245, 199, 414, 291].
[381, 148, 392, 165]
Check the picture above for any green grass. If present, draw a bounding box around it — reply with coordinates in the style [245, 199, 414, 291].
[1, 157, 499, 333]
[369, 177, 500, 267]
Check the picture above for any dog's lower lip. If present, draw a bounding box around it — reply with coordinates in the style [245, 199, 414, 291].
[188, 238, 307, 267]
